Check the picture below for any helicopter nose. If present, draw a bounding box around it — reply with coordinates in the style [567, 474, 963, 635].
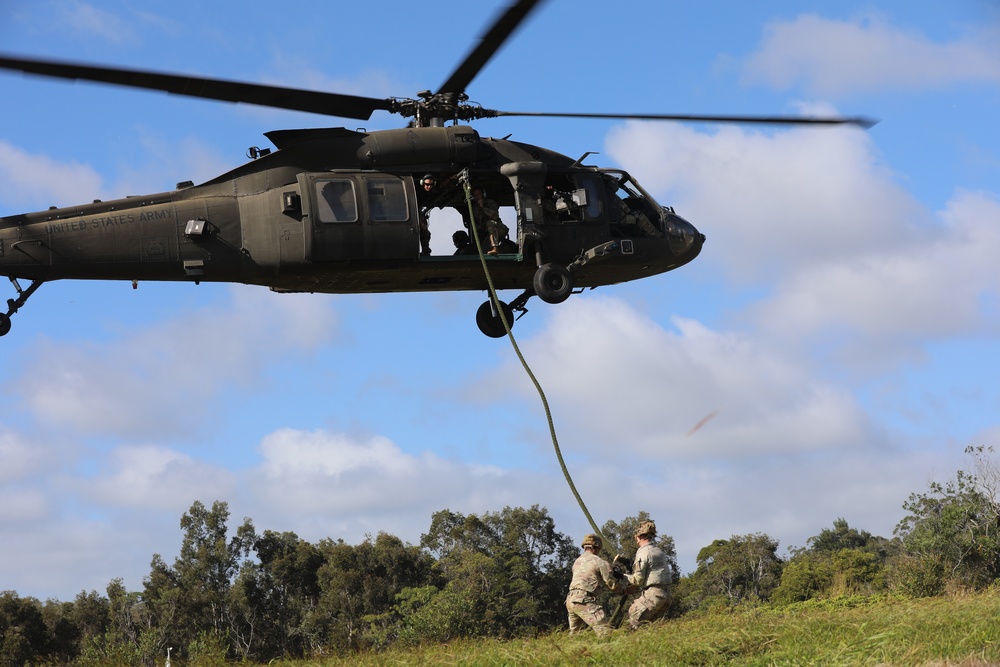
[663, 210, 704, 259]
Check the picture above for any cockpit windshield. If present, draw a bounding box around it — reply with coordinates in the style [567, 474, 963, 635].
[599, 170, 664, 239]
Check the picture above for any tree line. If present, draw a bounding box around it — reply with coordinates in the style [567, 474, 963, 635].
[2, 446, 999, 666]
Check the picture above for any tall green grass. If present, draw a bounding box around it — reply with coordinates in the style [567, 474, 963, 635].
[275, 591, 1000, 666]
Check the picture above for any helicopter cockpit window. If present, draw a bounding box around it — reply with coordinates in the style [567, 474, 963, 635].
[602, 172, 664, 239]
[365, 178, 409, 222]
[316, 179, 358, 223]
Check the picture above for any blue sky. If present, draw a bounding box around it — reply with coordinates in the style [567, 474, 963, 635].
[1, 0, 998, 601]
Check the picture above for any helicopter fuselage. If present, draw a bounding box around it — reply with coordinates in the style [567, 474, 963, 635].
[0, 125, 704, 336]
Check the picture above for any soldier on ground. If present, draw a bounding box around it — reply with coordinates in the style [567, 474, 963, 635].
[624, 520, 671, 630]
[566, 533, 623, 638]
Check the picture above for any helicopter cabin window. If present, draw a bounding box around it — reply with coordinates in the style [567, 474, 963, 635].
[315, 179, 358, 223]
[365, 178, 409, 222]
[574, 174, 603, 221]
[542, 174, 601, 223]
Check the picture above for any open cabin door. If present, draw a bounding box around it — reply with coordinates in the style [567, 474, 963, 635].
[299, 172, 418, 261]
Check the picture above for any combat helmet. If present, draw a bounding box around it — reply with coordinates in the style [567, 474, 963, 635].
[580, 533, 602, 550]
[635, 520, 657, 540]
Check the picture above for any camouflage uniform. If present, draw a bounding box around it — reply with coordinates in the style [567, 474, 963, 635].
[566, 537, 622, 638]
[470, 191, 509, 252]
[626, 523, 671, 630]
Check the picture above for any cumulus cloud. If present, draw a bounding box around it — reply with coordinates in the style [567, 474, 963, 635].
[0, 140, 106, 210]
[603, 120, 1000, 372]
[0, 134, 234, 214]
[0, 425, 567, 598]
[244, 427, 556, 541]
[0, 429, 51, 482]
[751, 189, 1000, 343]
[482, 297, 873, 461]
[85, 445, 238, 511]
[606, 121, 926, 282]
[13, 286, 339, 439]
[741, 13, 1000, 96]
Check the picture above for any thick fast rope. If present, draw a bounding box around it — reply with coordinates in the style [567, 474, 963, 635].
[460, 176, 608, 546]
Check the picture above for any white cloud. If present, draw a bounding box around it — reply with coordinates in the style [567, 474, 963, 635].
[0, 140, 105, 210]
[606, 121, 926, 283]
[244, 427, 552, 540]
[14, 286, 339, 438]
[0, 488, 48, 522]
[0, 133, 233, 213]
[478, 297, 873, 460]
[742, 188, 1000, 371]
[741, 13, 1000, 96]
[603, 120, 1000, 373]
[534, 434, 964, 574]
[0, 429, 51, 482]
[85, 445, 237, 511]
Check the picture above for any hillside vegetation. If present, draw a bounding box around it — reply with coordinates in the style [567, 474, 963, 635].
[276, 592, 1000, 667]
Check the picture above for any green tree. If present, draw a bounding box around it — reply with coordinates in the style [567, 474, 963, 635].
[307, 532, 434, 652]
[894, 446, 1000, 591]
[688, 533, 783, 607]
[772, 548, 886, 605]
[774, 519, 893, 604]
[37, 590, 110, 663]
[387, 585, 478, 645]
[228, 529, 324, 660]
[807, 518, 873, 553]
[413, 505, 575, 639]
[770, 554, 834, 605]
[141, 500, 254, 660]
[0, 591, 50, 666]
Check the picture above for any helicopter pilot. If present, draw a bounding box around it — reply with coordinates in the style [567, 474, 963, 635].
[603, 177, 662, 239]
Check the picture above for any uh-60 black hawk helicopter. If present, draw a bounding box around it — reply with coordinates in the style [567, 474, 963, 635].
[0, 0, 873, 339]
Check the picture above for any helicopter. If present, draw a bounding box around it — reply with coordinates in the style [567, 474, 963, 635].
[0, 0, 874, 339]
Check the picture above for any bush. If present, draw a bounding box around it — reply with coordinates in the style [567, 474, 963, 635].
[885, 554, 946, 598]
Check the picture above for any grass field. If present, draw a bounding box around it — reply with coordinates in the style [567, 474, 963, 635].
[271, 591, 1000, 666]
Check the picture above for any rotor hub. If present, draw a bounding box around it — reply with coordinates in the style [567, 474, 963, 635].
[391, 92, 498, 126]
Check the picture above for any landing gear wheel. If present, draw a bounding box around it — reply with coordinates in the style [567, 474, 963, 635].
[0, 314, 10, 337]
[476, 298, 514, 338]
[533, 263, 573, 304]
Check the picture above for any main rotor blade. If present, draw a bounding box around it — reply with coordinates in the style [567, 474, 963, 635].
[496, 110, 879, 129]
[436, 0, 545, 97]
[0, 54, 392, 120]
